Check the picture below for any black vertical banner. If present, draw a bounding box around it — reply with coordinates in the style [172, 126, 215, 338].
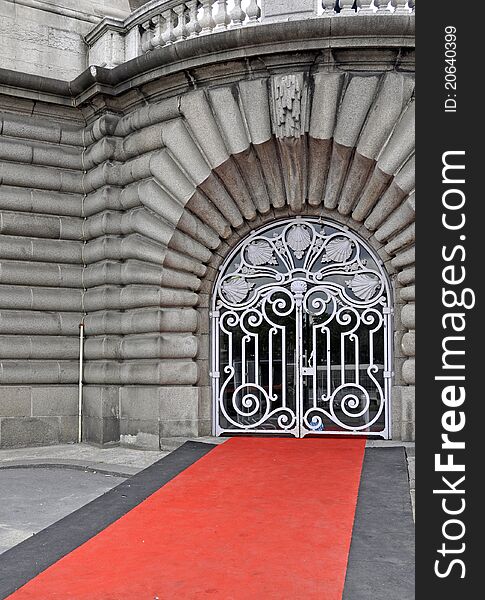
[418, 2, 481, 598]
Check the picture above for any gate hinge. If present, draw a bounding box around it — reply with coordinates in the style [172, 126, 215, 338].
[210, 310, 220, 318]
[383, 307, 393, 315]
[210, 371, 220, 379]
[384, 371, 393, 378]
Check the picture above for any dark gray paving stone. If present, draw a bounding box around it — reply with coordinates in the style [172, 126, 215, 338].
[343, 447, 415, 600]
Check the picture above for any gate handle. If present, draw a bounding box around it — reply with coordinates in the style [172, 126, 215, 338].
[301, 350, 315, 377]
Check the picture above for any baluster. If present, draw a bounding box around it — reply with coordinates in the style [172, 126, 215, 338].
[186, 0, 201, 37]
[408, 0, 415, 12]
[339, 0, 356, 15]
[357, 0, 373, 14]
[374, 0, 390, 13]
[199, 0, 215, 35]
[246, 0, 261, 24]
[151, 15, 163, 49]
[214, 0, 230, 30]
[161, 9, 176, 45]
[322, 0, 336, 15]
[230, 0, 246, 27]
[141, 21, 152, 53]
[393, 0, 408, 13]
[173, 5, 187, 41]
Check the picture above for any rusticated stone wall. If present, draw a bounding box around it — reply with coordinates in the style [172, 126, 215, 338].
[0, 109, 86, 446]
[0, 17, 415, 448]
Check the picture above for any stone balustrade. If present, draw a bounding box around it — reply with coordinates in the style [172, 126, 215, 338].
[86, 0, 415, 69]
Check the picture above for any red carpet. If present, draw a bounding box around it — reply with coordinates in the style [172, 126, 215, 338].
[7, 438, 365, 600]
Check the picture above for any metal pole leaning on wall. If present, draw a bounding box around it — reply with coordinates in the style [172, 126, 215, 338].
[78, 320, 84, 443]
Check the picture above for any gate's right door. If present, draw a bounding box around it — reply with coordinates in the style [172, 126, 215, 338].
[299, 285, 392, 438]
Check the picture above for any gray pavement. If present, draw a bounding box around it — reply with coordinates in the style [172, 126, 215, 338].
[0, 468, 125, 555]
[0, 443, 169, 477]
[0, 443, 170, 555]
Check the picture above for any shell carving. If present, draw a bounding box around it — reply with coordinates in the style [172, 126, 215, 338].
[287, 225, 311, 259]
[346, 273, 381, 301]
[222, 277, 252, 304]
[247, 241, 277, 266]
[322, 237, 353, 263]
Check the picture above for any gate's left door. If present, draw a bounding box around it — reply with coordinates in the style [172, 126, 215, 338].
[212, 286, 300, 436]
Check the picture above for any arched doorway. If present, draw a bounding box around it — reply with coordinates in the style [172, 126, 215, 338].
[211, 217, 393, 438]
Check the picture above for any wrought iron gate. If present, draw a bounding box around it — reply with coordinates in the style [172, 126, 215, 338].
[211, 218, 392, 438]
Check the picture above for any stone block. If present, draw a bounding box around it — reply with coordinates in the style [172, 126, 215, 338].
[402, 358, 415, 385]
[88, 28, 125, 69]
[401, 386, 415, 422]
[198, 293, 209, 309]
[400, 285, 415, 303]
[197, 360, 210, 386]
[0, 416, 60, 448]
[238, 79, 272, 146]
[262, 0, 317, 22]
[198, 335, 210, 361]
[391, 385, 415, 441]
[310, 73, 344, 141]
[159, 419, 198, 438]
[377, 246, 392, 264]
[82, 415, 102, 444]
[31, 386, 78, 416]
[0, 387, 31, 417]
[391, 386, 403, 440]
[0, 1, 15, 17]
[392, 300, 406, 332]
[402, 331, 415, 357]
[48, 28, 84, 53]
[125, 25, 141, 62]
[0, 2, 96, 80]
[83, 415, 120, 446]
[120, 387, 159, 420]
[334, 76, 380, 148]
[58, 416, 78, 443]
[198, 419, 212, 437]
[398, 266, 415, 286]
[158, 387, 199, 422]
[198, 278, 213, 295]
[394, 331, 405, 359]
[83, 386, 120, 418]
[401, 421, 415, 442]
[120, 416, 158, 436]
[393, 357, 406, 387]
[198, 386, 212, 421]
[358, 73, 412, 160]
[120, 418, 159, 449]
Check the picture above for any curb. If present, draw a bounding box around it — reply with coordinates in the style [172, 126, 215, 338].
[0, 460, 136, 478]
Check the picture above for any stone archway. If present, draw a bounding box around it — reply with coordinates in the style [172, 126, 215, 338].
[73, 70, 415, 446]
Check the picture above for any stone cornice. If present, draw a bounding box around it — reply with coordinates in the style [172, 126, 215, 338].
[0, 16, 415, 112]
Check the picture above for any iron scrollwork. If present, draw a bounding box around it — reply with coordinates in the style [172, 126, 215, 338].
[211, 218, 392, 438]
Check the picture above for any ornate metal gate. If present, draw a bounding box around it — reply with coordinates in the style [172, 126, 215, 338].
[211, 218, 393, 438]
